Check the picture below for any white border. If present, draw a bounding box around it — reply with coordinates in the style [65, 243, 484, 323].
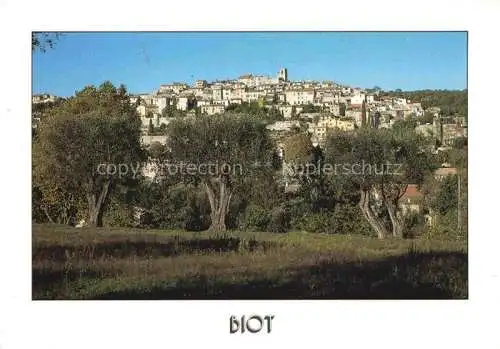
[1, 0, 499, 348]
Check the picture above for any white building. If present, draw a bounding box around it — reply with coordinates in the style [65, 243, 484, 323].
[243, 90, 265, 103]
[284, 89, 316, 105]
[238, 74, 254, 86]
[195, 80, 208, 88]
[393, 97, 408, 106]
[32, 94, 57, 104]
[200, 104, 225, 115]
[345, 109, 363, 125]
[153, 96, 169, 113]
[254, 75, 278, 86]
[319, 92, 341, 105]
[212, 86, 223, 101]
[158, 83, 189, 94]
[140, 136, 169, 153]
[266, 120, 300, 132]
[229, 87, 245, 100]
[278, 105, 303, 118]
[177, 96, 190, 111]
[137, 94, 154, 105]
[238, 74, 278, 87]
[329, 104, 340, 115]
[349, 94, 365, 106]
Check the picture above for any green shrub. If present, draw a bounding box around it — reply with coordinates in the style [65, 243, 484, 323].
[105, 188, 140, 227]
[244, 204, 271, 231]
[331, 205, 372, 235]
[181, 205, 202, 231]
[136, 182, 210, 231]
[298, 212, 332, 234]
[226, 195, 247, 230]
[403, 212, 427, 238]
[105, 201, 136, 227]
[283, 197, 311, 230]
[422, 209, 467, 240]
[297, 205, 372, 235]
[267, 207, 291, 233]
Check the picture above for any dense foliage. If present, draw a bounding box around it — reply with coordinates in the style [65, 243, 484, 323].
[32, 82, 145, 227]
[226, 102, 284, 122]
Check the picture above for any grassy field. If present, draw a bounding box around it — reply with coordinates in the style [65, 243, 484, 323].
[32, 224, 468, 300]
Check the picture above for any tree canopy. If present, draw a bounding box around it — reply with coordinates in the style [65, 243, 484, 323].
[32, 32, 61, 52]
[166, 113, 277, 231]
[33, 82, 145, 227]
[323, 126, 434, 238]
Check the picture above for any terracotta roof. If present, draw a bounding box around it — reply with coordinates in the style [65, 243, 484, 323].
[434, 167, 457, 177]
[401, 184, 423, 200]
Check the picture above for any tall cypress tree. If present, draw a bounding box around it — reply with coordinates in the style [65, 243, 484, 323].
[361, 100, 367, 128]
[148, 118, 154, 135]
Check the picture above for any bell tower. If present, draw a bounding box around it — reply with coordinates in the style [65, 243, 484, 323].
[278, 67, 288, 82]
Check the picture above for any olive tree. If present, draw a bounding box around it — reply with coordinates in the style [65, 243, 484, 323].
[33, 82, 145, 227]
[324, 126, 432, 238]
[166, 113, 276, 231]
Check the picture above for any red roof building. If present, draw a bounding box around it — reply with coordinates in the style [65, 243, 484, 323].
[401, 184, 424, 201]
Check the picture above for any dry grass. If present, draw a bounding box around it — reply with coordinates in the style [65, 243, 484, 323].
[32, 224, 468, 300]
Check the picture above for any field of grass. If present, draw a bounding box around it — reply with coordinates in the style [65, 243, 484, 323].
[32, 224, 468, 300]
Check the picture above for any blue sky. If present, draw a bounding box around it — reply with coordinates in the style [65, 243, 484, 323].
[32, 32, 467, 97]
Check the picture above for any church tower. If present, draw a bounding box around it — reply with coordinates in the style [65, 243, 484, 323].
[278, 68, 288, 82]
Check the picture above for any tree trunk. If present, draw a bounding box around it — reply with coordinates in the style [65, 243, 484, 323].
[87, 207, 102, 227]
[87, 179, 111, 228]
[42, 206, 55, 224]
[204, 179, 233, 232]
[359, 188, 388, 239]
[386, 199, 404, 238]
[381, 184, 407, 238]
